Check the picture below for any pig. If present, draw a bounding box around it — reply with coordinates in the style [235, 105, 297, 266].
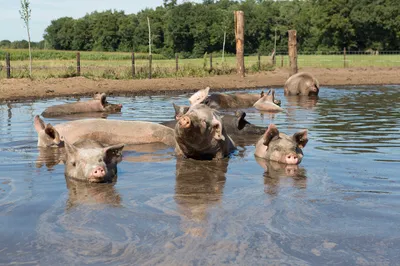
[254, 124, 308, 165]
[174, 90, 236, 160]
[284, 72, 319, 96]
[41, 93, 122, 117]
[64, 139, 124, 183]
[161, 104, 264, 140]
[253, 89, 284, 112]
[203, 90, 281, 109]
[34, 115, 176, 148]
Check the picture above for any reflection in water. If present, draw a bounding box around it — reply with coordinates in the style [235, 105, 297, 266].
[256, 157, 307, 196]
[174, 158, 227, 237]
[286, 95, 319, 110]
[35, 147, 64, 169]
[314, 90, 400, 154]
[65, 177, 121, 210]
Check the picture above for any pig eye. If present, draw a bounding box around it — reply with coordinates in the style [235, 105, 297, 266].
[71, 161, 76, 167]
[98, 158, 103, 163]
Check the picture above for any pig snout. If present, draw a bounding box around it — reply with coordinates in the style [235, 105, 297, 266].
[89, 166, 106, 182]
[285, 154, 299, 165]
[178, 116, 191, 128]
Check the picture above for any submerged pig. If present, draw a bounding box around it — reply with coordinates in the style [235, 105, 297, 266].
[174, 89, 236, 159]
[34, 115, 175, 147]
[64, 139, 124, 183]
[253, 89, 284, 112]
[41, 93, 122, 117]
[284, 72, 319, 96]
[254, 124, 308, 165]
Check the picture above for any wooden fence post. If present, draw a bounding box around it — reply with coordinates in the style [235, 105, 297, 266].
[288, 30, 298, 76]
[210, 53, 213, 70]
[234, 10, 245, 77]
[343, 47, 347, 68]
[175, 53, 179, 72]
[6, 53, 11, 79]
[258, 53, 261, 70]
[131, 52, 135, 78]
[280, 54, 284, 67]
[148, 54, 152, 79]
[76, 52, 81, 76]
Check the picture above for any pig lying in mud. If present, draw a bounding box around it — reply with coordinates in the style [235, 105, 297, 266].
[284, 72, 319, 96]
[41, 93, 122, 117]
[34, 115, 175, 147]
[174, 89, 236, 160]
[254, 124, 308, 165]
[253, 89, 284, 112]
[64, 139, 124, 183]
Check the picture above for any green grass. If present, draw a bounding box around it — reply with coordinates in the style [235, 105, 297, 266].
[0, 49, 399, 79]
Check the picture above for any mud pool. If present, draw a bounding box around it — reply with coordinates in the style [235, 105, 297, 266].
[0, 85, 399, 265]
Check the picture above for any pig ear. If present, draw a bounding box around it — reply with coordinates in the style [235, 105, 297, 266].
[266, 89, 271, 96]
[104, 143, 124, 164]
[235, 111, 248, 130]
[34, 115, 46, 133]
[260, 91, 264, 98]
[263, 124, 280, 146]
[44, 124, 61, 143]
[211, 115, 225, 141]
[189, 87, 210, 106]
[64, 139, 78, 156]
[293, 130, 308, 148]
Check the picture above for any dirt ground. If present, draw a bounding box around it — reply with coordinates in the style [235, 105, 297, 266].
[0, 67, 399, 102]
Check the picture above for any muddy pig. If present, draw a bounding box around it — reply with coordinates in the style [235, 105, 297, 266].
[41, 93, 122, 117]
[34, 115, 175, 147]
[284, 72, 319, 96]
[253, 89, 284, 112]
[175, 101, 235, 160]
[64, 139, 124, 183]
[254, 124, 308, 165]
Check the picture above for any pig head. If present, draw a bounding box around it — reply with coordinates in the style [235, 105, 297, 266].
[254, 124, 308, 165]
[174, 89, 236, 160]
[64, 139, 124, 183]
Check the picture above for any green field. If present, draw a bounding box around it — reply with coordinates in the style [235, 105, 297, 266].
[0, 49, 399, 79]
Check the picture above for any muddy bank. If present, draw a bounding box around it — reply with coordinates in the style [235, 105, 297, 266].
[1, 67, 399, 102]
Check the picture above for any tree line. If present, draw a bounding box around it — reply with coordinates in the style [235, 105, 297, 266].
[2, 0, 399, 58]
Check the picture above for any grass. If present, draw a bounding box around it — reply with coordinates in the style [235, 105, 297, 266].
[0, 49, 399, 79]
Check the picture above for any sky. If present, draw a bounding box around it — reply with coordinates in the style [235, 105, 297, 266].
[0, 0, 181, 42]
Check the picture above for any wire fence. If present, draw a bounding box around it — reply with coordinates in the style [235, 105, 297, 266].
[1, 50, 400, 79]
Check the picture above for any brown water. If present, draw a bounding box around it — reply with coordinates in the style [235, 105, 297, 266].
[0, 86, 399, 265]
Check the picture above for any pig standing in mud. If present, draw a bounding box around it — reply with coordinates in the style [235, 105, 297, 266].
[253, 89, 284, 112]
[41, 93, 122, 117]
[255, 124, 308, 165]
[174, 88, 236, 160]
[34, 115, 175, 147]
[284, 72, 319, 96]
[64, 139, 124, 183]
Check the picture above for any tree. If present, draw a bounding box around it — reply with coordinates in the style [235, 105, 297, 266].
[19, 0, 32, 76]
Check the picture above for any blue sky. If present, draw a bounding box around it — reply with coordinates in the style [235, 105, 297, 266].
[0, 0, 181, 42]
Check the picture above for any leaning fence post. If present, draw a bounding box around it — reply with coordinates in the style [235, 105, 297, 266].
[234, 10, 245, 77]
[210, 53, 213, 70]
[175, 53, 179, 72]
[76, 52, 81, 76]
[148, 54, 152, 79]
[131, 52, 135, 78]
[343, 47, 347, 68]
[6, 52, 11, 79]
[288, 30, 298, 76]
[258, 53, 261, 70]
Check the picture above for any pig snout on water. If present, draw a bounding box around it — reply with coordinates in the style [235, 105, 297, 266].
[254, 124, 308, 165]
[174, 104, 235, 160]
[64, 139, 124, 183]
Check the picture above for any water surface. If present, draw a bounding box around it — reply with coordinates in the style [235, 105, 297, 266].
[0, 85, 399, 265]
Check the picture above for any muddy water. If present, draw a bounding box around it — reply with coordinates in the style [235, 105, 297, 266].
[0, 86, 399, 265]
